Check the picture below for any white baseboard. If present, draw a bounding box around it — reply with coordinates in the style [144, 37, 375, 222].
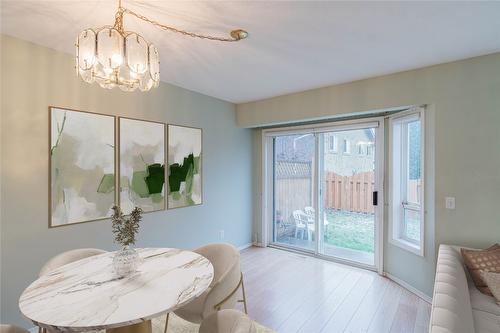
[384, 272, 432, 304]
[237, 243, 254, 251]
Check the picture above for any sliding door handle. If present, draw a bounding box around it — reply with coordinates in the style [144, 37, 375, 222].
[373, 191, 378, 206]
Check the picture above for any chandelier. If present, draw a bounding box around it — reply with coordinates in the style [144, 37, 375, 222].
[75, 0, 248, 92]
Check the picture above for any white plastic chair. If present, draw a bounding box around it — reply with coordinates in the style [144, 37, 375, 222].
[292, 210, 308, 240]
[304, 206, 315, 223]
[304, 207, 330, 238]
[304, 207, 316, 240]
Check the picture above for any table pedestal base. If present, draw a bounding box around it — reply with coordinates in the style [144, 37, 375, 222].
[106, 321, 152, 333]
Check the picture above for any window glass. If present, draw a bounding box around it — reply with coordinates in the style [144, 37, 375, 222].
[404, 208, 421, 242]
[390, 111, 424, 253]
[407, 120, 421, 205]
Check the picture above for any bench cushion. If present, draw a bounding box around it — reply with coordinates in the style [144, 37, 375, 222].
[430, 245, 475, 333]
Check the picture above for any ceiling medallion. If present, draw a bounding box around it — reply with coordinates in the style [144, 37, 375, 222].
[75, 0, 248, 92]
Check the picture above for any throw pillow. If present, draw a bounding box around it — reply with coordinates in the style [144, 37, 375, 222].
[461, 247, 500, 295]
[486, 243, 500, 251]
[481, 271, 500, 305]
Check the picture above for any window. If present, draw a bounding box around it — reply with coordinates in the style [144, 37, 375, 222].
[367, 144, 373, 155]
[389, 109, 424, 255]
[343, 139, 351, 154]
[357, 143, 363, 155]
[329, 135, 338, 152]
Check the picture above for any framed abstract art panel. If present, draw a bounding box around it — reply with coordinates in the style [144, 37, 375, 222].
[49, 107, 116, 227]
[119, 117, 165, 214]
[167, 124, 202, 209]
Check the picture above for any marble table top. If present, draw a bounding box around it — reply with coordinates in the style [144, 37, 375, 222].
[19, 248, 214, 331]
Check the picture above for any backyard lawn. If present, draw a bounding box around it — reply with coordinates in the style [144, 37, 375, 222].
[324, 210, 375, 253]
[324, 209, 420, 253]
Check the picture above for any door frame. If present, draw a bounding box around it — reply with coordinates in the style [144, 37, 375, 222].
[261, 117, 385, 274]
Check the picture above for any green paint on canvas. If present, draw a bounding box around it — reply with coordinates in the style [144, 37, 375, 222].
[168, 164, 183, 192]
[193, 156, 200, 174]
[168, 153, 198, 192]
[131, 171, 150, 198]
[150, 193, 163, 203]
[145, 163, 164, 194]
[185, 164, 194, 195]
[97, 174, 115, 193]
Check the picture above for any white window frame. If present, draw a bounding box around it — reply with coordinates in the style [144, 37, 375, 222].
[389, 108, 425, 256]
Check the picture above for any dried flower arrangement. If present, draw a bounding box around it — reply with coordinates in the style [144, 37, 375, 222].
[111, 205, 143, 247]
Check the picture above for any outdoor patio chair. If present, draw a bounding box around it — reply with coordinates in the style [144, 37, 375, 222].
[304, 206, 330, 234]
[304, 206, 315, 223]
[292, 210, 308, 240]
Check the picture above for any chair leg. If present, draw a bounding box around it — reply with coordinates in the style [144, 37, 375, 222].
[163, 312, 170, 333]
[240, 275, 248, 314]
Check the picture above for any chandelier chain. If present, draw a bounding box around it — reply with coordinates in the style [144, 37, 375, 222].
[121, 7, 240, 42]
[114, 7, 125, 33]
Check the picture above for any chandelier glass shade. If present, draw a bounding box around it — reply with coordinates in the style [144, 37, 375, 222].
[76, 27, 160, 92]
[75, 0, 247, 92]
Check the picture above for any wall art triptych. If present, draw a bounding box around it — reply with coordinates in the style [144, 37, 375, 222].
[49, 107, 202, 227]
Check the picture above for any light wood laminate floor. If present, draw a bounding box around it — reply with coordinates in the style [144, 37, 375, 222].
[236, 246, 431, 333]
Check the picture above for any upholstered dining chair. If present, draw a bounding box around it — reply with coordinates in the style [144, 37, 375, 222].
[37, 248, 107, 333]
[199, 309, 256, 333]
[164, 243, 248, 333]
[39, 248, 107, 277]
[0, 325, 30, 333]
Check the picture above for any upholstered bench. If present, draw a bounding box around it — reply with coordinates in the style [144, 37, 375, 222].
[429, 245, 500, 333]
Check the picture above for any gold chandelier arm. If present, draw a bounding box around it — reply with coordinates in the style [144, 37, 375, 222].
[121, 7, 247, 42]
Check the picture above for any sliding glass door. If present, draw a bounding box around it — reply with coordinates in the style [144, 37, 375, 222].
[318, 128, 377, 266]
[268, 120, 382, 269]
[272, 133, 316, 252]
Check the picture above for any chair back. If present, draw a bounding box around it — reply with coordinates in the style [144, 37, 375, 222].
[194, 243, 241, 317]
[304, 206, 315, 223]
[304, 206, 314, 216]
[292, 210, 308, 225]
[0, 325, 29, 333]
[39, 248, 106, 277]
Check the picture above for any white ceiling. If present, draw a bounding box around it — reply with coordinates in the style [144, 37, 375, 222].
[1, 1, 500, 103]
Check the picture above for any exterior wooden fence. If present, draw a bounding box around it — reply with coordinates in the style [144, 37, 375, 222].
[324, 171, 375, 214]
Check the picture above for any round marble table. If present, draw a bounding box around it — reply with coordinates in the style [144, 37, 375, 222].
[19, 248, 214, 332]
